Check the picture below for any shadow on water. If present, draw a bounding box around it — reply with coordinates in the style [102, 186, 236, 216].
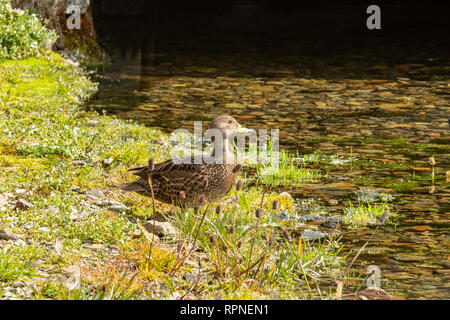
[88, 3, 450, 299]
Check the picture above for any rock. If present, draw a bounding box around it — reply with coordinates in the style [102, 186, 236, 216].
[103, 158, 114, 166]
[83, 243, 104, 251]
[3, 290, 16, 298]
[38, 227, 50, 234]
[0, 194, 8, 207]
[66, 0, 90, 15]
[72, 160, 87, 166]
[0, 229, 21, 241]
[0, 194, 8, 209]
[14, 188, 27, 195]
[133, 229, 160, 244]
[308, 182, 357, 197]
[144, 220, 177, 237]
[357, 288, 392, 300]
[392, 254, 427, 262]
[406, 225, 432, 232]
[153, 139, 168, 146]
[87, 189, 105, 199]
[302, 229, 326, 241]
[98, 199, 128, 213]
[54, 237, 64, 256]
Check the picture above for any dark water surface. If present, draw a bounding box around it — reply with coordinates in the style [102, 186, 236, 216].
[89, 5, 449, 299]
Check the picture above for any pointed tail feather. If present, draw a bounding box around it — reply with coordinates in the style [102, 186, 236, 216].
[119, 181, 147, 192]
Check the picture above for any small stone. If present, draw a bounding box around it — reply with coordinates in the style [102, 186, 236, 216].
[38, 227, 50, 234]
[393, 254, 427, 262]
[144, 220, 177, 237]
[14, 188, 27, 195]
[302, 229, 326, 241]
[99, 199, 128, 213]
[3, 290, 16, 298]
[103, 158, 114, 166]
[357, 288, 392, 300]
[153, 139, 167, 146]
[0, 194, 8, 207]
[83, 243, 104, 251]
[73, 160, 87, 166]
[87, 189, 105, 200]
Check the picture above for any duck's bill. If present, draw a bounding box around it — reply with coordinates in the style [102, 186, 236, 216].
[237, 125, 255, 134]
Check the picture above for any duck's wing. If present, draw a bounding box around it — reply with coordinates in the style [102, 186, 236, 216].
[119, 155, 215, 199]
[128, 155, 207, 179]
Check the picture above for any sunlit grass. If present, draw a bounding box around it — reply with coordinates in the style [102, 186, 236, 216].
[256, 150, 320, 187]
[165, 187, 344, 298]
[342, 201, 392, 227]
[0, 246, 38, 281]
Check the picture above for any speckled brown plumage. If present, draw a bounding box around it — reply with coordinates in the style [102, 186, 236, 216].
[120, 155, 241, 207]
[119, 116, 250, 208]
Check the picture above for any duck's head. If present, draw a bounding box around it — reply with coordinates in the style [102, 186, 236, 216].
[210, 115, 253, 138]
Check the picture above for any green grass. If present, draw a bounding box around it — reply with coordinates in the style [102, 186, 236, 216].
[256, 150, 321, 187]
[167, 187, 344, 298]
[342, 201, 392, 227]
[0, 246, 39, 281]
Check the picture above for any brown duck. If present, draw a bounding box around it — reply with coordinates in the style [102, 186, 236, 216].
[119, 115, 252, 208]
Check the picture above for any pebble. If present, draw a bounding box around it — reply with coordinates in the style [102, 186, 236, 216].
[393, 254, 427, 262]
[38, 227, 50, 234]
[144, 220, 177, 237]
[72, 160, 87, 166]
[103, 158, 114, 166]
[302, 229, 326, 241]
[87, 189, 105, 199]
[83, 243, 104, 251]
[98, 199, 128, 213]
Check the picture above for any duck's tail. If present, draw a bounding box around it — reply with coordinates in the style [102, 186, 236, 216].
[118, 179, 148, 193]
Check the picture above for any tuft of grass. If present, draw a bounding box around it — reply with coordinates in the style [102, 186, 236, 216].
[0, 246, 37, 281]
[166, 187, 344, 299]
[256, 150, 320, 187]
[342, 201, 393, 227]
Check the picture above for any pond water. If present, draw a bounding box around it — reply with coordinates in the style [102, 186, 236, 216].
[88, 7, 449, 299]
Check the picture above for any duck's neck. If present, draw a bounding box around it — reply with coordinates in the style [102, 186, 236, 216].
[211, 137, 234, 164]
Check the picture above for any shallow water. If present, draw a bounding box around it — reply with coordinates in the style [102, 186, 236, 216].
[89, 6, 449, 299]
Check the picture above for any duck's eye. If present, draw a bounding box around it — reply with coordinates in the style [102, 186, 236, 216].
[228, 120, 233, 123]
